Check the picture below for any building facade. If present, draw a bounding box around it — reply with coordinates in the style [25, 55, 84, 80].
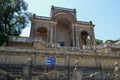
[0, 6, 120, 80]
[30, 6, 96, 48]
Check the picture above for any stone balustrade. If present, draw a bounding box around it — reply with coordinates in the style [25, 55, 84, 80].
[52, 6, 75, 12]
[9, 36, 41, 43]
[82, 44, 120, 50]
[82, 44, 106, 50]
[77, 21, 90, 25]
[110, 44, 120, 49]
[34, 16, 51, 20]
[8, 36, 120, 51]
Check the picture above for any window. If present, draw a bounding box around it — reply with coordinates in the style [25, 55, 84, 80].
[59, 42, 64, 46]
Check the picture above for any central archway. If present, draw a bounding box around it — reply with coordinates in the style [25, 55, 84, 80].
[54, 11, 75, 47]
[56, 18, 72, 46]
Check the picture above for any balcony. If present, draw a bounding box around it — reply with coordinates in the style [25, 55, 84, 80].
[33, 16, 51, 20]
[9, 36, 41, 43]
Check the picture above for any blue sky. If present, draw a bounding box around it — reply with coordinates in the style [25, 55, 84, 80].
[21, 0, 120, 41]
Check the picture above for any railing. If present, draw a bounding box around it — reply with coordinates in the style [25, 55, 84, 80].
[52, 44, 113, 51]
[53, 6, 75, 12]
[82, 45, 105, 50]
[110, 44, 120, 49]
[82, 44, 120, 50]
[9, 36, 41, 43]
[34, 16, 51, 20]
[52, 46, 81, 51]
[77, 21, 90, 24]
[9, 36, 49, 48]
[8, 36, 120, 51]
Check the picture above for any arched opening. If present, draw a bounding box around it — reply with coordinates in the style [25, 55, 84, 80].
[36, 27, 47, 41]
[56, 18, 72, 46]
[80, 31, 89, 45]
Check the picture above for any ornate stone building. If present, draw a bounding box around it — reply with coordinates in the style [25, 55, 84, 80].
[30, 6, 96, 48]
[0, 6, 120, 80]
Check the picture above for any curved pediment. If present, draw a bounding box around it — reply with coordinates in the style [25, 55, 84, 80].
[53, 11, 76, 23]
[51, 6, 76, 23]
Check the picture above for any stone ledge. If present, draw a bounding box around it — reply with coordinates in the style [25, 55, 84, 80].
[0, 47, 120, 58]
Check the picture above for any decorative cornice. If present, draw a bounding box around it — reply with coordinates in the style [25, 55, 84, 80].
[72, 23, 93, 28]
[31, 18, 57, 24]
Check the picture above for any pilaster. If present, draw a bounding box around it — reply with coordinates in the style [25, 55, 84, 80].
[54, 25, 57, 43]
[50, 24, 54, 43]
[72, 26, 75, 47]
[76, 30, 80, 47]
[79, 31, 82, 48]
[47, 27, 49, 42]
[91, 27, 96, 45]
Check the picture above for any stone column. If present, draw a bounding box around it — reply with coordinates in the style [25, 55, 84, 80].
[47, 27, 49, 42]
[50, 24, 54, 43]
[54, 24, 57, 43]
[75, 30, 80, 47]
[114, 62, 120, 80]
[72, 25, 75, 47]
[30, 21, 36, 37]
[91, 27, 96, 45]
[73, 60, 82, 80]
[79, 31, 82, 48]
[23, 66, 29, 80]
[89, 35, 92, 46]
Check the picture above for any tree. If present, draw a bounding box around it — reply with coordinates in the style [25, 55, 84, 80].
[96, 39, 103, 45]
[0, 0, 29, 36]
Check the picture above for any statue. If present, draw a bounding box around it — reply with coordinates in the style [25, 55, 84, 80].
[114, 62, 120, 80]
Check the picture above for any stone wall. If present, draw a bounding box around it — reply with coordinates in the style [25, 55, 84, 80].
[0, 47, 120, 69]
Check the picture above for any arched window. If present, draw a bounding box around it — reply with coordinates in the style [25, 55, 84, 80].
[80, 31, 89, 45]
[36, 27, 47, 41]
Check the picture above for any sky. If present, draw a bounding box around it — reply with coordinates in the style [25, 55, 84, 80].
[21, 0, 120, 41]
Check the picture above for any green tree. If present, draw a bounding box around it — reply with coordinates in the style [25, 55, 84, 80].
[0, 0, 29, 36]
[105, 40, 113, 43]
[96, 39, 103, 45]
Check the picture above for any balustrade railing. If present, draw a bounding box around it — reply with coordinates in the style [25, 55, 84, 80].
[9, 36, 41, 43]
[77, 21, 90, 24]
[34, 16, 51, 20]
[110, 44, 120, 49]
[9, 36, 120, 51]
[56, 46, 81, 51]
[82, 44, 120, 50]
[53, 6, 75, 12]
